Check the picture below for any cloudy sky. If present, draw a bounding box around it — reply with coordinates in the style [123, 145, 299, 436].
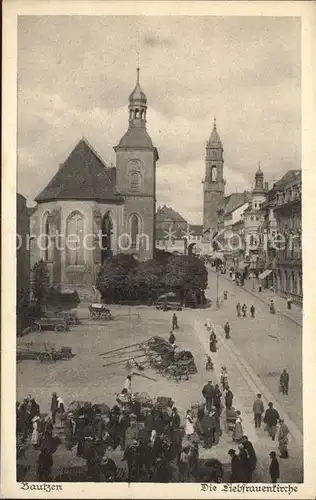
[18, 16, 301, 223]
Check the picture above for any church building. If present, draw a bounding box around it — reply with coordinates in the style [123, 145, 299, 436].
[30, 69, 159, 289]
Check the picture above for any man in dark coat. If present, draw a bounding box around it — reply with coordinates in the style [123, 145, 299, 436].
[242, 436, 257, 481]
[250, 305, 255, 318]
[228, 449, 240, 483]
[279, 369, 289, 395]
[237, 445, 249, 482]
[224, 322, 231, 339]
[202, 381, 214, 411]
[225, 387, 234, 410]
[213, 385, 222, 416]
[172, 313, 178, 330]
[263, 402, 279, 441]
[123, 440, 143, 482]
[200, 412, 217, 448]
[269, 451, 280, 483]
[50, 393, 58, 425]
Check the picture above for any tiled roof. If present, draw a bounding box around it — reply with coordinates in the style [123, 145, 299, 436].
[273, 170, 301, 190]
[221, 192, 250, 215]
[156, 206, 187, 224]
[35, 138, 124, 203]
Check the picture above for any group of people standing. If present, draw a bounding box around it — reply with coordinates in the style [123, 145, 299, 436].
[236, 302, 256, 318]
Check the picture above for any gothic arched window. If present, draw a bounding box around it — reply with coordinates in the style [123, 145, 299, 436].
[101, 212, 113, 263]
[130, 171, 141, 192]
[130, 213, 141, 249]
[42, 211, 54, 262]
[141, 109, 145, 119]
[66, 211, 84, 265]
[211, 166, 217, 182]
[135, 108, 139, 119]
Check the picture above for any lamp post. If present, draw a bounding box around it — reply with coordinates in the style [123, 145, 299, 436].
[216, 270, 220, 309]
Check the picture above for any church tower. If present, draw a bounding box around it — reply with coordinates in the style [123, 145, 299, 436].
[203, 119, 225, 231]
[114, 68, 159, 260]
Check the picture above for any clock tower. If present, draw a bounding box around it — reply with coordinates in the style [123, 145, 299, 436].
[203, 119, 225, 231]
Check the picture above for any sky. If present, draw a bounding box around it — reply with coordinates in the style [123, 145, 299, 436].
[17, 16, 301, 224]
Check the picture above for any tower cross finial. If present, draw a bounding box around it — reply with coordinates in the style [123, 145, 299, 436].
[214, 117, 217, 129]
[258, 160, 261, 172]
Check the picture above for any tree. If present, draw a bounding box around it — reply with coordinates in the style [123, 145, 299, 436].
[164, 255, 208, 304]
[126, 259, 164, 301]
[32, 259, 50, 304]
[96, 253, 138, 302]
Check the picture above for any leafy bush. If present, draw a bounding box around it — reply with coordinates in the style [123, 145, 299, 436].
[96, 253, 208, 306]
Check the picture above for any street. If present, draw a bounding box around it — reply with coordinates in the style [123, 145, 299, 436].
[17, 276, 303, 482]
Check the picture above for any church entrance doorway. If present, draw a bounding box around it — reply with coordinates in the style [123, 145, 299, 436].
[101, 212, 113, 263]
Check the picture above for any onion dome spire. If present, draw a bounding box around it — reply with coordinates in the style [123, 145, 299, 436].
[129, 67, 147, 105]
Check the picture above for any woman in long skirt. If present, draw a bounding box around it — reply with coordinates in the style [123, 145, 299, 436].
[232, 411, 243, 442]
[185, 410, 195, 439]
[31, 416, 40, 448]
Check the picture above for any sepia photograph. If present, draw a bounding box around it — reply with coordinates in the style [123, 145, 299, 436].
[2, 1, 316, 498]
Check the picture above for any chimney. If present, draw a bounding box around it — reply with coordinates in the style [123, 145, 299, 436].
[264, 182, 269, 190]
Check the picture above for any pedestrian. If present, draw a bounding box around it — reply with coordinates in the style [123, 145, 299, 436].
[123, 439, 143, 482]
[232, 411, 243, 442]
[250, 305, 255, 318]
[278, 419, 290, 458]
[263, 402, 280, 441]
[236, 302, 241, 317]
[202, 381, 214, 411]
[172, 313, 178, 330]
[31, 416, 40, 448]
[50, 392, 58, 425]
[220, 365, 228, 390]
[213, 384, 222, 416]
[242, 304, 247, 317]
[168, 332, 176, 344]
[225, 386, 234, 410]
[287, 296, 292, 310]
[279, 369, 289, 395]
[228, 449, 240, 483]
[269, 451, 280, 483]
[223, 290, 228, 300]
[185, 410, 195, 438]
[179, 446, 191, 481]
[242, 436, 257, 481]
[124, 375, 132, 396]
[209, 331, 217, 353]
[270, 299, 275, 314]
[237, 444, 249, 482]
[224, 322, 231, 339]
[253, 393, 264, 428]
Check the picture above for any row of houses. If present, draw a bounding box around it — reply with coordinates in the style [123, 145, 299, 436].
[216, 168, 302, 303]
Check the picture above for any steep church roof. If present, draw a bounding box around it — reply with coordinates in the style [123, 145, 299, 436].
[35, 138, 124, 203]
